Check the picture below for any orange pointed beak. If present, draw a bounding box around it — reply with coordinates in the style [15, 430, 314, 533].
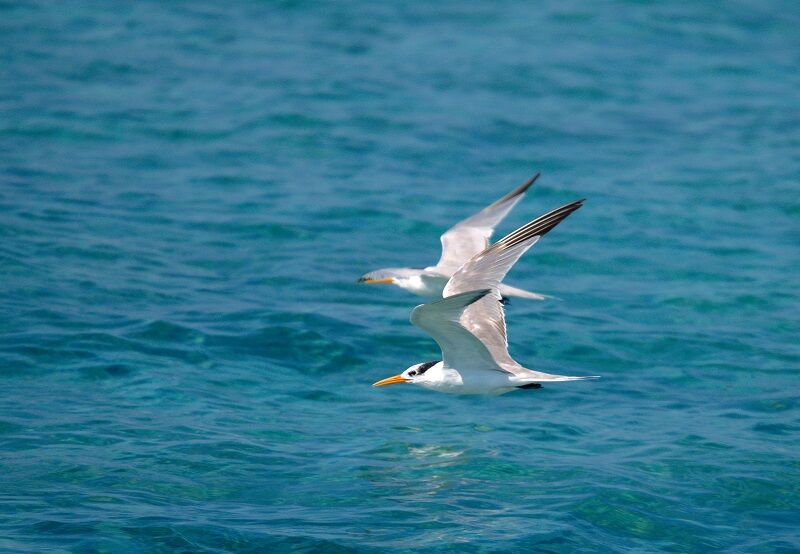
[372, 374, 408, 387]
[360, 277, 395, 284]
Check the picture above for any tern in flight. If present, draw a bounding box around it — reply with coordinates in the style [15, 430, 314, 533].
[372, 199, 598, 395]
[359, 173, 549, 300]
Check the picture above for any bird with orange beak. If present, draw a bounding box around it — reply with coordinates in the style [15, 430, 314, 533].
[359, 173, 548, 301]
[372, 200, 598, 395]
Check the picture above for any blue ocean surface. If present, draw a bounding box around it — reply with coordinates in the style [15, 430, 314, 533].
[2, 1, 799, 552]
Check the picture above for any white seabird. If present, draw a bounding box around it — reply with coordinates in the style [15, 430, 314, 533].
[372, 200, 598, 395]
[359, 173, 548, 300]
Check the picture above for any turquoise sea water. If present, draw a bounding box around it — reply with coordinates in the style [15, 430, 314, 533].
[2, 1, 799, 552]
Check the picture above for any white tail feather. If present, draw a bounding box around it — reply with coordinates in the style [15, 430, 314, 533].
[519, 372, 600, 382]
[497, 283, 550, 300]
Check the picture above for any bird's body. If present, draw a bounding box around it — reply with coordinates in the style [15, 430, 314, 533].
[370, 269, 447, 298]
[372, 269, 543, 301]
[359, 173, 547, 300]
[404, 361, 542, 396]
[373, 200, 598, 395]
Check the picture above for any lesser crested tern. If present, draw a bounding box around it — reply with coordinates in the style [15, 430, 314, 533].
[372, 200, 598, 395]
[359, 173, 548, 300]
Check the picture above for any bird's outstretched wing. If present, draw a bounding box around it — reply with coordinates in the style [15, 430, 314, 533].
[444, 200, 585, 373]
[432, 174, 540, 274]
[410, 289, 502, 372]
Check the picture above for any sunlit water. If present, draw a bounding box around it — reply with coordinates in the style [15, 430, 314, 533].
[2, 1, 799, 552]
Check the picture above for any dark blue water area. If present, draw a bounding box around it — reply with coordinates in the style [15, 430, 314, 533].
[1, 1, 799, 552]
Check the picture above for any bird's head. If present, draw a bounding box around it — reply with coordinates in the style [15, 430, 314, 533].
[358, 267, 430, 286]
[373, 361, 439, 388]
[357, 268, 399, 285]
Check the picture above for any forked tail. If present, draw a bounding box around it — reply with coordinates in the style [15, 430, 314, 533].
[518, 369, 600, 382]
[498, 283, 551, 301]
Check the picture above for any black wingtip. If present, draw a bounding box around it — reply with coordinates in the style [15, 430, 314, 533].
[496, 198, 585, 249]
[495, 172, 541, 205]
[520, 171, 542, 192]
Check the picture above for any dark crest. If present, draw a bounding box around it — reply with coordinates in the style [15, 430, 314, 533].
[417, 360, 439, 374]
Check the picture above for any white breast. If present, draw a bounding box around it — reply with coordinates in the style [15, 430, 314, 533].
[417, 364, 519, 395]
[394, 274, 448, 298]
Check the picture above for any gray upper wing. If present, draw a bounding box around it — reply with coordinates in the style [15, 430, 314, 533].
[443, 200, 585, 373]
[410, 289, 502, 372]
[433, 174, 540, 274]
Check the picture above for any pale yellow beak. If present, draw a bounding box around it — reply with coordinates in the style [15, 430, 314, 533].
[360, 277, 395, 284]
[372, 374, 408, 387]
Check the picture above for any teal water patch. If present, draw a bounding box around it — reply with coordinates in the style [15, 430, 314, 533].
[1, 0, 799, 551]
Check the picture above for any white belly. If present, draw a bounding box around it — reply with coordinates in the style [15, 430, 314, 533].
[419, 366, 520, 395]
[396, 273, 449, 298]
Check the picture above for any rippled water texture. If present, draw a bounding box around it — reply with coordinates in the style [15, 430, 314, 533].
[2, 1, 799, 552]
